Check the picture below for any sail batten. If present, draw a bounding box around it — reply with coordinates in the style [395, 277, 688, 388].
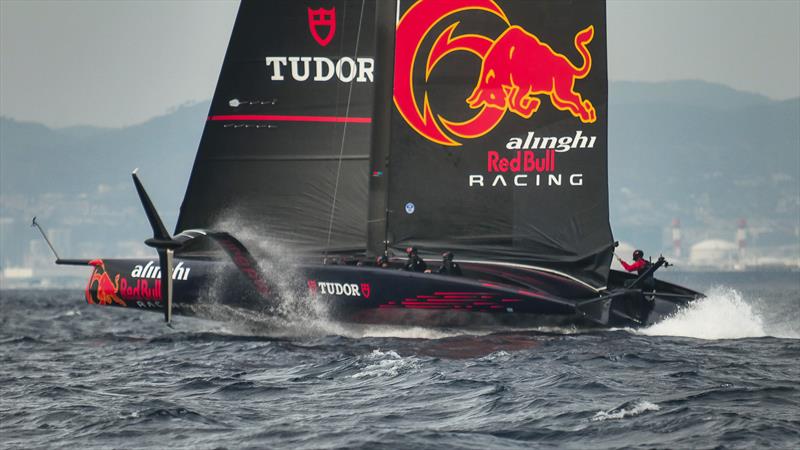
[201, 155, 370, 162]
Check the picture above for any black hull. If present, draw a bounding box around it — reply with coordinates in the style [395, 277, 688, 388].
[84, 257, 700, 329]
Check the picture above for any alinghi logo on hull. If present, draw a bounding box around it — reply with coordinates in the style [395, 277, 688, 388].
[130, 261, 190, 281]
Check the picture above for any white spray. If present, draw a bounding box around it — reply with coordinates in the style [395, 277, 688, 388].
[639, 286, 799, 340]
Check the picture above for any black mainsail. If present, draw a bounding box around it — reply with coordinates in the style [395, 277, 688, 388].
[381, 0, 613, 287]
[177, 0, 379, 253]
[177, 0, 613, 287]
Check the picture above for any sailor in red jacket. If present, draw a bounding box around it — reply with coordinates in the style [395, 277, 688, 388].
[618, 250, 656, 319]
[618, 249, 649, 275]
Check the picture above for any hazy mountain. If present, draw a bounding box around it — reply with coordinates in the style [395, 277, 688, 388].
[0, 101, 209, 266]
[1, 81, 798, 267]
[611, 80, 775, 111]
[608, 80, 799, 249]
[1, 101, 207, 200]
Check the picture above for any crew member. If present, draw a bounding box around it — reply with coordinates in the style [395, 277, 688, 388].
[618, 249, 655, 291]
[403, 247, 427, 273]
[618, 249, 649, 275]
[376, 255, 390, 268]
[618, 249, 656, 322]
[437, 251, 462, 276]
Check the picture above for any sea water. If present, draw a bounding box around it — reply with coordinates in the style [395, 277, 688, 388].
[1, 271, 798, 449]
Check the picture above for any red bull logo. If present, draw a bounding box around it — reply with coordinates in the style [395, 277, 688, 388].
[85, 259, 126, 306]
[394, 0, 597, 146]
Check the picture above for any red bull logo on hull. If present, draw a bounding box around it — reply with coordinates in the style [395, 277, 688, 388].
[85, 259, 195, 308]
[85, 259, 126, 306]
[394, 0, 598, 146]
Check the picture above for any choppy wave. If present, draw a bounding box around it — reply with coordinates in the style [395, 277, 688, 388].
[351, 349, 420, 379]
[2, 274, 799, 449]
[591, 400, 661, 422]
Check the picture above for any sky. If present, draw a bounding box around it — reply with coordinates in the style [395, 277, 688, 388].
[1, 0, 799, 128]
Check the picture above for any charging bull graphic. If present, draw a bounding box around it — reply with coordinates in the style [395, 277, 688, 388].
[466, 25, 595, 123]
[394, 0, 597, 146]
[85, 259, 126, 306]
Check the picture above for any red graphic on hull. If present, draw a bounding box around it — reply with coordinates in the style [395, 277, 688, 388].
[394, 0, 596, 146]
[85, 259, 126, 306]
[361, 283, 371, 299]
[119, 278, 162, 301]
[308, 7, 336, 47]
[393, 291, 506, 311]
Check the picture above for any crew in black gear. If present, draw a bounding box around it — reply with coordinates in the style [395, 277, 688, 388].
[403, 247, 427, 273]
[437, 251, 462, 276]
[376, 255, 390, 268]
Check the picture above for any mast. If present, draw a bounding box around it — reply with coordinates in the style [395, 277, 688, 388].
[366, 0, 397, 258]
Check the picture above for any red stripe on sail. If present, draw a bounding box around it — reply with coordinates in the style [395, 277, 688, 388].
[208, 115, 372, 123]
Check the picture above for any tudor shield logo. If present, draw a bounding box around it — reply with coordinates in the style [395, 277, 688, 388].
[361, 283, 371, 299]
[394, 0, 596, 146]
[308, 7, 336, 47]
[265, 6, 373, 83]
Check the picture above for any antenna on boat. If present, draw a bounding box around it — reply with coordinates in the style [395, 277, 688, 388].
[383, 206, 394, 258]
[31, 216, 61, 261]
[30, 217, 90, 266]
[131, 169, 182, 324]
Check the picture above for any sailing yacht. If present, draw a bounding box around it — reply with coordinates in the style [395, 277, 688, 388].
[45, 0, 702, 328]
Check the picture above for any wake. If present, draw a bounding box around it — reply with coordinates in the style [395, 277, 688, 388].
[639, 286, 799, 340]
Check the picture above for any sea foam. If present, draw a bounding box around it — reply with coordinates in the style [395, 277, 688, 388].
[591, 400, 660, 422]
[640, 287, 776, 340]
[351, 349, 420, 379]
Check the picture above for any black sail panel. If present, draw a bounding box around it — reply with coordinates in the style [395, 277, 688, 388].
[177, 0, 377, 253]
[387, 0, 613, 287]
